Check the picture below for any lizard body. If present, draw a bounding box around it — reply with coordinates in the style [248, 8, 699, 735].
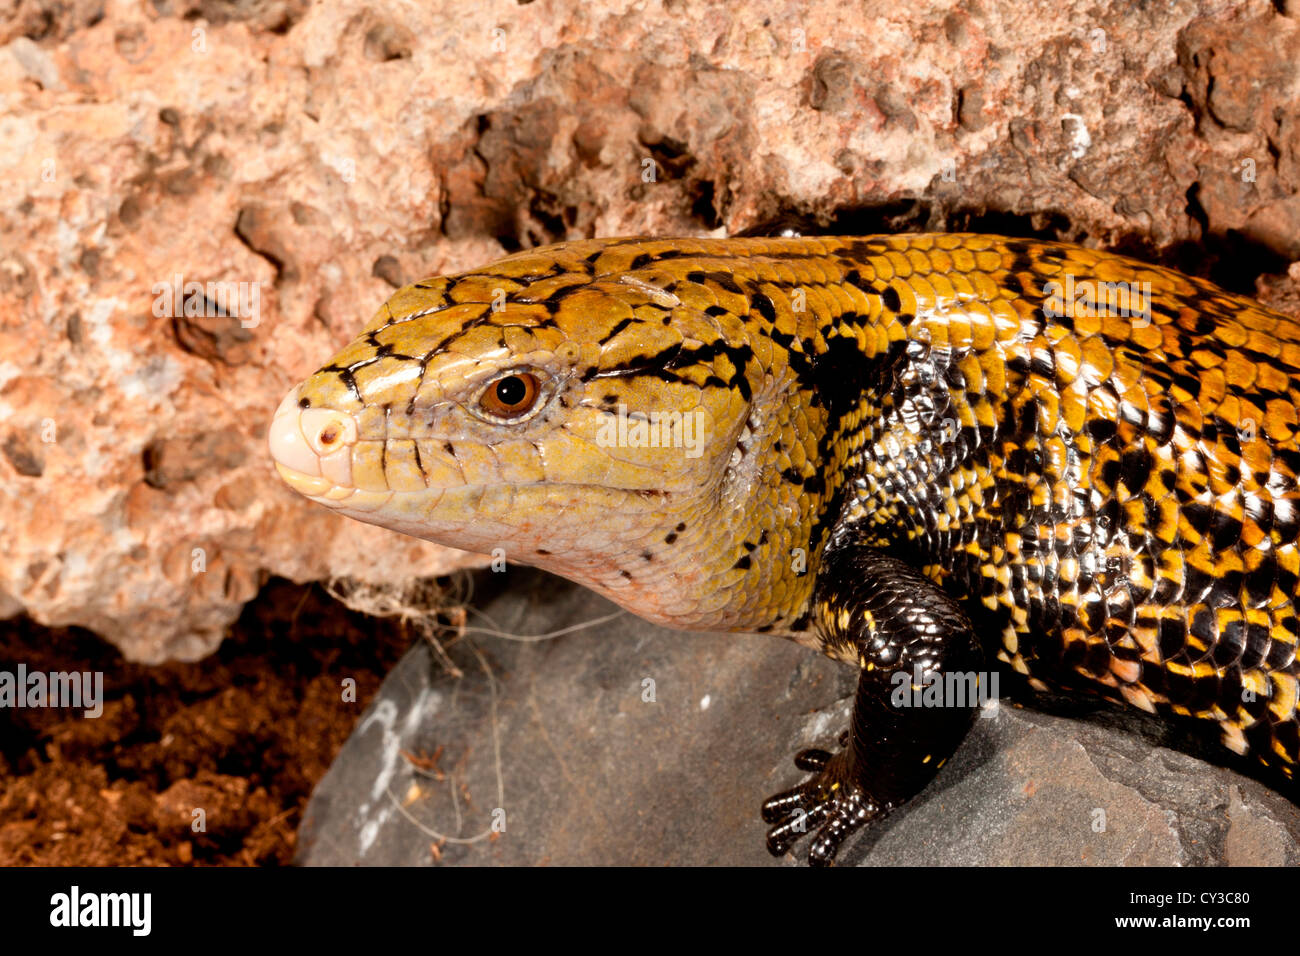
[270, 233, 1300, 864]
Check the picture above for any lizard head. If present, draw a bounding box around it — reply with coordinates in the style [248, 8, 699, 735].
[269, 239, 821, 632]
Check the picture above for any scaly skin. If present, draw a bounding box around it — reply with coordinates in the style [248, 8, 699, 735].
[270, 233, 1300, 862]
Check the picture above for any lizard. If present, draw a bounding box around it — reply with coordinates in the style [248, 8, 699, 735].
[268, 232, 1300, 865]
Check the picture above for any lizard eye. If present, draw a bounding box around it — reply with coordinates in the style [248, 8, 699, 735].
[477, 371, 542, 420]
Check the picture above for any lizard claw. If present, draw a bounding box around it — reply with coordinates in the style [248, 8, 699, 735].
[762, 746, 888, 866]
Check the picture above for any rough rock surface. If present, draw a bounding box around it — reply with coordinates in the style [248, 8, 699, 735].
[296, 568, 1300, 866]
[3, 0, 1300, 660]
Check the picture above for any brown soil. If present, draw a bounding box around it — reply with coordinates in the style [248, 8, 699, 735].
[0, 579, 415, 866]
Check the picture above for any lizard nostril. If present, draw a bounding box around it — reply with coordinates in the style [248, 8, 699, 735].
[300, 408, 357, 456]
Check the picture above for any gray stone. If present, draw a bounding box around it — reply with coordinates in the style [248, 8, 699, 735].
[296, 568, 1300, 866]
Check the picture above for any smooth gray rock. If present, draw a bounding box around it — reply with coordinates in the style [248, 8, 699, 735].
[296, 568, 1300, 866]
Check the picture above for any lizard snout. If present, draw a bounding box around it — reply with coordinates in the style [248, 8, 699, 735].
[268, 387, 357, 499]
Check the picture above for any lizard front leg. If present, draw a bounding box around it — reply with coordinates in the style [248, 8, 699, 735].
[763, 544, 988, 866]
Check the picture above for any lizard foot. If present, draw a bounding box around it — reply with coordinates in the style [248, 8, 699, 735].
[761, 745, 890, 867]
